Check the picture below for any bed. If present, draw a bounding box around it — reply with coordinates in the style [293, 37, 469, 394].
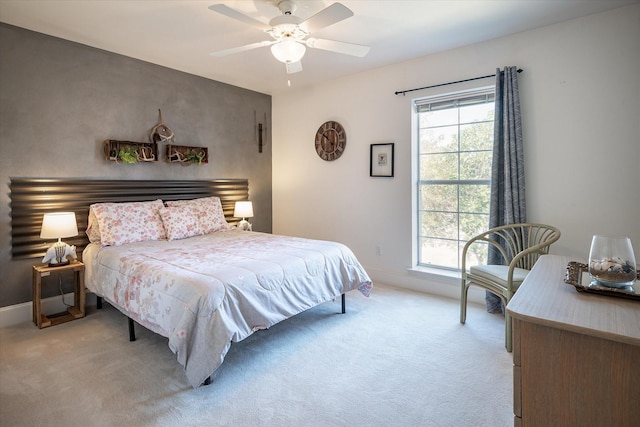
[81, 196, 372, 387]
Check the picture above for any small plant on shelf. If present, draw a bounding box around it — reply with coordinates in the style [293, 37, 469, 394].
[118, 147, 138, 164]
[184, 149, 205, 165]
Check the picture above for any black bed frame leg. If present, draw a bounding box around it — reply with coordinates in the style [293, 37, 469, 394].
[341, 293, 346, 314]
[97, 297, 137, 342]
[128, 317, 136, 342]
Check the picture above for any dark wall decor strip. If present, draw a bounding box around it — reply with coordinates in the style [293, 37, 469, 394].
[9, 178, 249, 259]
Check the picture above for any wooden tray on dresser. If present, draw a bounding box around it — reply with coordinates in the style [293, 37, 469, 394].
[564, 261, 639, 301]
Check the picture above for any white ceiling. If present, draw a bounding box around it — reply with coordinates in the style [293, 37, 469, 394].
[0, 0, 636, 95]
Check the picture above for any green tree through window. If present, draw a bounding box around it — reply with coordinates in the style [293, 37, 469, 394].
[415, 88, 494, 270]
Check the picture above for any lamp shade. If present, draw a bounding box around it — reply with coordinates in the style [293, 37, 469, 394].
[40, 212, 78, 239]
[233, 201, 254, 219]
[271, 39, 306, 63]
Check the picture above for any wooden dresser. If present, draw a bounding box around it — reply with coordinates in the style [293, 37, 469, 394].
[506, 255, 640, 427]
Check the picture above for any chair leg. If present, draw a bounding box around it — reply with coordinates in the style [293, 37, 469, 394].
[460, 281, 469, 324]
[505, 311, 512, 352]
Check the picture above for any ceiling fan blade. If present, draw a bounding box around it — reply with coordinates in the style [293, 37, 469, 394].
[210, 40, 275, 57]
[305, 38, 370, 57]
[208, 4, 271, 31]
[286, 61, 303, 74]
[299, 3, 354, 34]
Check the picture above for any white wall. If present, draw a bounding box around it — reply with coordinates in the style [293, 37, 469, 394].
[271, 5, 640, 299]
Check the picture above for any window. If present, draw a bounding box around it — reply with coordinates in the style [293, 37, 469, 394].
[414, 87, 495, 271]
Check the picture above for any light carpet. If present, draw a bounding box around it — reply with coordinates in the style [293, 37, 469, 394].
[0, 283, 513, 426]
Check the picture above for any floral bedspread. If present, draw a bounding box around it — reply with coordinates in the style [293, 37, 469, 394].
[83, 230, 372, 387]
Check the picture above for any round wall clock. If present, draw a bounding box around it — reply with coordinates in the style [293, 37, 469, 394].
[315, 121, 346, 161]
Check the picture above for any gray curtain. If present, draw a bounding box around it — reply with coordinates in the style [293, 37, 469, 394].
[486, 66, 526, 313]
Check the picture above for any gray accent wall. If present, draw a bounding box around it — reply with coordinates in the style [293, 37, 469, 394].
[0, 23, 272, 308]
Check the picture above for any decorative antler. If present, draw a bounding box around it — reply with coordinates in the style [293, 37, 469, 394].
[150, 108, 174, 143]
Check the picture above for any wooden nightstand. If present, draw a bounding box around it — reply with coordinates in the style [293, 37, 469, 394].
[32, 261, 85, 328]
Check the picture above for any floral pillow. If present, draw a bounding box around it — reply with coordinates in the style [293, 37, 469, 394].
[165, 196, 231, 234]
[85, 207, 102, 243]
[90, 199, 166, 246]
[159, 206, 203, 241]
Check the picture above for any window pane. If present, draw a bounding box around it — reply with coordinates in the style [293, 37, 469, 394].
[464, 240, 489, 267]
[459, 212, 489, 241]
[459, 185, 490, 214]
[459, 103, 494, 124]
[420, 153, 458, 180]
[459, 122, 493, 151]
[420, 211, 457, 239]
[460, 151, 492, 180]
[419, 108, 458, 128]
[420, 125, 458, 154]
[420, 184, 457, 212]
[420, 237, 459, 267]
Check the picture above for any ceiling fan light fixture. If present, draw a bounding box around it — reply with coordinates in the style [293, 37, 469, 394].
[271, 39, 306, 63]
[266, 21, 307, 40]
[210, 1, 369, 73]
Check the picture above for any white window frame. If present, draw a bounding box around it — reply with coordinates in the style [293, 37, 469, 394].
[410, 86, 495, 275]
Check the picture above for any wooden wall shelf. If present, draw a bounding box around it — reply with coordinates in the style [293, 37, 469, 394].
[166, 144, 209, 165]
[104, 139, 158, 163]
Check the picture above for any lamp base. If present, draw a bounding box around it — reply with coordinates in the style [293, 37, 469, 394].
[238, 219, 252, 231]
[42, 241, 77, 267]
[48, 259, 70, 268]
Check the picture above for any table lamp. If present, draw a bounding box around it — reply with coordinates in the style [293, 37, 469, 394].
[40, 212, 78, 266]
[233, 201, 254, 231]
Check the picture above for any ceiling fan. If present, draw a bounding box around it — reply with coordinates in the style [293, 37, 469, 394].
[208, 1, 370, 74]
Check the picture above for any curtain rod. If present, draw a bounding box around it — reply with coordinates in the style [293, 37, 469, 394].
[394, 68, 523, 96]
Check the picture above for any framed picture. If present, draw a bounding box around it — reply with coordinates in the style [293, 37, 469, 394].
[370, 143, 395, 177]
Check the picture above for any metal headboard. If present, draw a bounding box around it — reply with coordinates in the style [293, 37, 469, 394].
[9, 178, 249, 259]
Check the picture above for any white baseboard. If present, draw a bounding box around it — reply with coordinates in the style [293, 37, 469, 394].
[366, 267, 487, 306]
[0, 293, 97, 329]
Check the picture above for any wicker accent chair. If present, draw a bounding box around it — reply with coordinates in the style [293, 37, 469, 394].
[460, 223, 561, 352]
